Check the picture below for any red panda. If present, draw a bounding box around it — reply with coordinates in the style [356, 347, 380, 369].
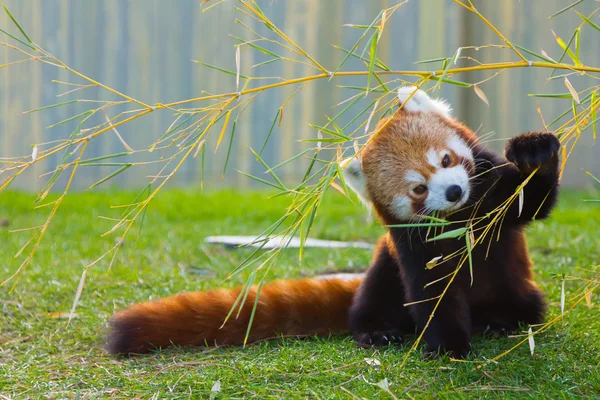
[107, 87, 560, 357]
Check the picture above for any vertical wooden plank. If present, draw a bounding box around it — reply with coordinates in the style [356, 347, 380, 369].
[300, 0, 317, 178]
[278, 1, 301, 183]
[418, 0, 445, 61]
[233, 7, 255, 189]
[29, 1, 43, 191]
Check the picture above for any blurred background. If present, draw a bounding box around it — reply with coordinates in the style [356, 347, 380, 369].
[1, 0, 599, 190]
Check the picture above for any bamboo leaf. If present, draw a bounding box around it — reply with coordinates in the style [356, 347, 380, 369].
[585, 290, 593, 309]
[528, 93, 573, 99]
[0, 27, 35, 50]
[427, 227, 467, 241]
[577, 11, 600, 33]
[514, 44, 556, 64]
[386, 222, 451, 228]
[564, 77, 580, 104]
[308, 124, 352, 140]
[342, 24, 379, 29]
[540, 49, 557, 63]
[258, 108, 281, 156]
[338, 85, 387, 93]
[252, 58, 280, 68]
[193, 60, 249, 79]
[250, 147, 287, 190]
[549, 0, 583, 19]
[430, 76, 472, 87]
[79, 152, 132, 165]
[591, 92, 597, 140]
[31, 145, 38, 162]
[301, 137, 347, 144]
[335, 162, 353, 200]
[235, 271, 256, 319]
[2, 5, 34, 45]
[136, 184, 152, 238]
[465, 227, 474, 286]
[47, 110, 93, 129]
[68, 268, 87, 325]
[234, 36, 282, 59]
[364, 100, 380, 135]
[426, 255, 443, 269]
[575, 28, 580, 61]
[473, 85, 489, 106]
[79, 162, 132, 167]
[518, 188, 524, 217]
[238, 169, 284, 191]
[23, 100, 78, 114]
[420, 215, 451, 224]
[414, 57, 447, 65]
[366, 31, 378, 96]
[378, 10, 387, 43]
[243, 280, 263, 346]
[332, 45, 390, 71]
[551, 29, 580, 68]
[216, 110, 232, 151]
[435, 48, 462, 90]
[223, 120, 237, 177]
[88, 164, 132, 190]
[586, 170, 600, 185]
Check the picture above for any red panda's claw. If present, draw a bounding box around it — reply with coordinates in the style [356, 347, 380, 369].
[354, 330, 404, 348]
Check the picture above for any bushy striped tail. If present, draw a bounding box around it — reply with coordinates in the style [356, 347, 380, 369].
[107, 277, 362, 354]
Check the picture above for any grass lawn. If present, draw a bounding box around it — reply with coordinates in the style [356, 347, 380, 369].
[1, 188, 599, 398]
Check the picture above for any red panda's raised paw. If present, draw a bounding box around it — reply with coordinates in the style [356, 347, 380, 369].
[354, 330, 404, 348]
[505, 132, 560, 174]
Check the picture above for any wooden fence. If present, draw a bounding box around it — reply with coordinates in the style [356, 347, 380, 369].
[1, 0, 598, 190]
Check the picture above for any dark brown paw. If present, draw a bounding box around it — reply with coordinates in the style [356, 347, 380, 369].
[505, 132, 560, 174]
[354, 331, 404, 348]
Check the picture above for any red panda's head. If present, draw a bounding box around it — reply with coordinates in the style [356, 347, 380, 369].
[342, 87, 478, 223]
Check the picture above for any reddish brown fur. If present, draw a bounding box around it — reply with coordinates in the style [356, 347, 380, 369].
[363, 111, 475, 222]
[108, 277, 361, 354]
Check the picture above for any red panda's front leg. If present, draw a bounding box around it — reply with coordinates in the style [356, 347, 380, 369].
[348, 237, 414, 347]
[480, 132, 560, 223]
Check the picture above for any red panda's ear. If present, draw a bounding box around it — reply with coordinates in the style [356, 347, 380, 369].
[397, 86, 452, 118]
[340, 156, 370, 206]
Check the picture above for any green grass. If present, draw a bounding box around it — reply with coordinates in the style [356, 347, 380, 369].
[1, 188, 599, 399]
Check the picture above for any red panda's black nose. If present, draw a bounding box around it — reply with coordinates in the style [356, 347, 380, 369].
[446, 185, 463, 202]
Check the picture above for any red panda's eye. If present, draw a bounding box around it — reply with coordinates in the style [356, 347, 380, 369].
[413, 185, 427, 195]
[442, 154, 451, 168]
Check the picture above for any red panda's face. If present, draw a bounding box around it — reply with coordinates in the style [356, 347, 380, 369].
[342, 87, 477, 222]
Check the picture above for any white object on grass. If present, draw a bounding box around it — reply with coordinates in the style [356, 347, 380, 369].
[528, 327, 535, 356]
[205, 235, 374, 250]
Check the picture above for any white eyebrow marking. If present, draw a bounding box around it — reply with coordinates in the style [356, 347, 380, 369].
[448, 135, 474, 161]
[427, 148, 440, 168]
[404, 170, 426, 183]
